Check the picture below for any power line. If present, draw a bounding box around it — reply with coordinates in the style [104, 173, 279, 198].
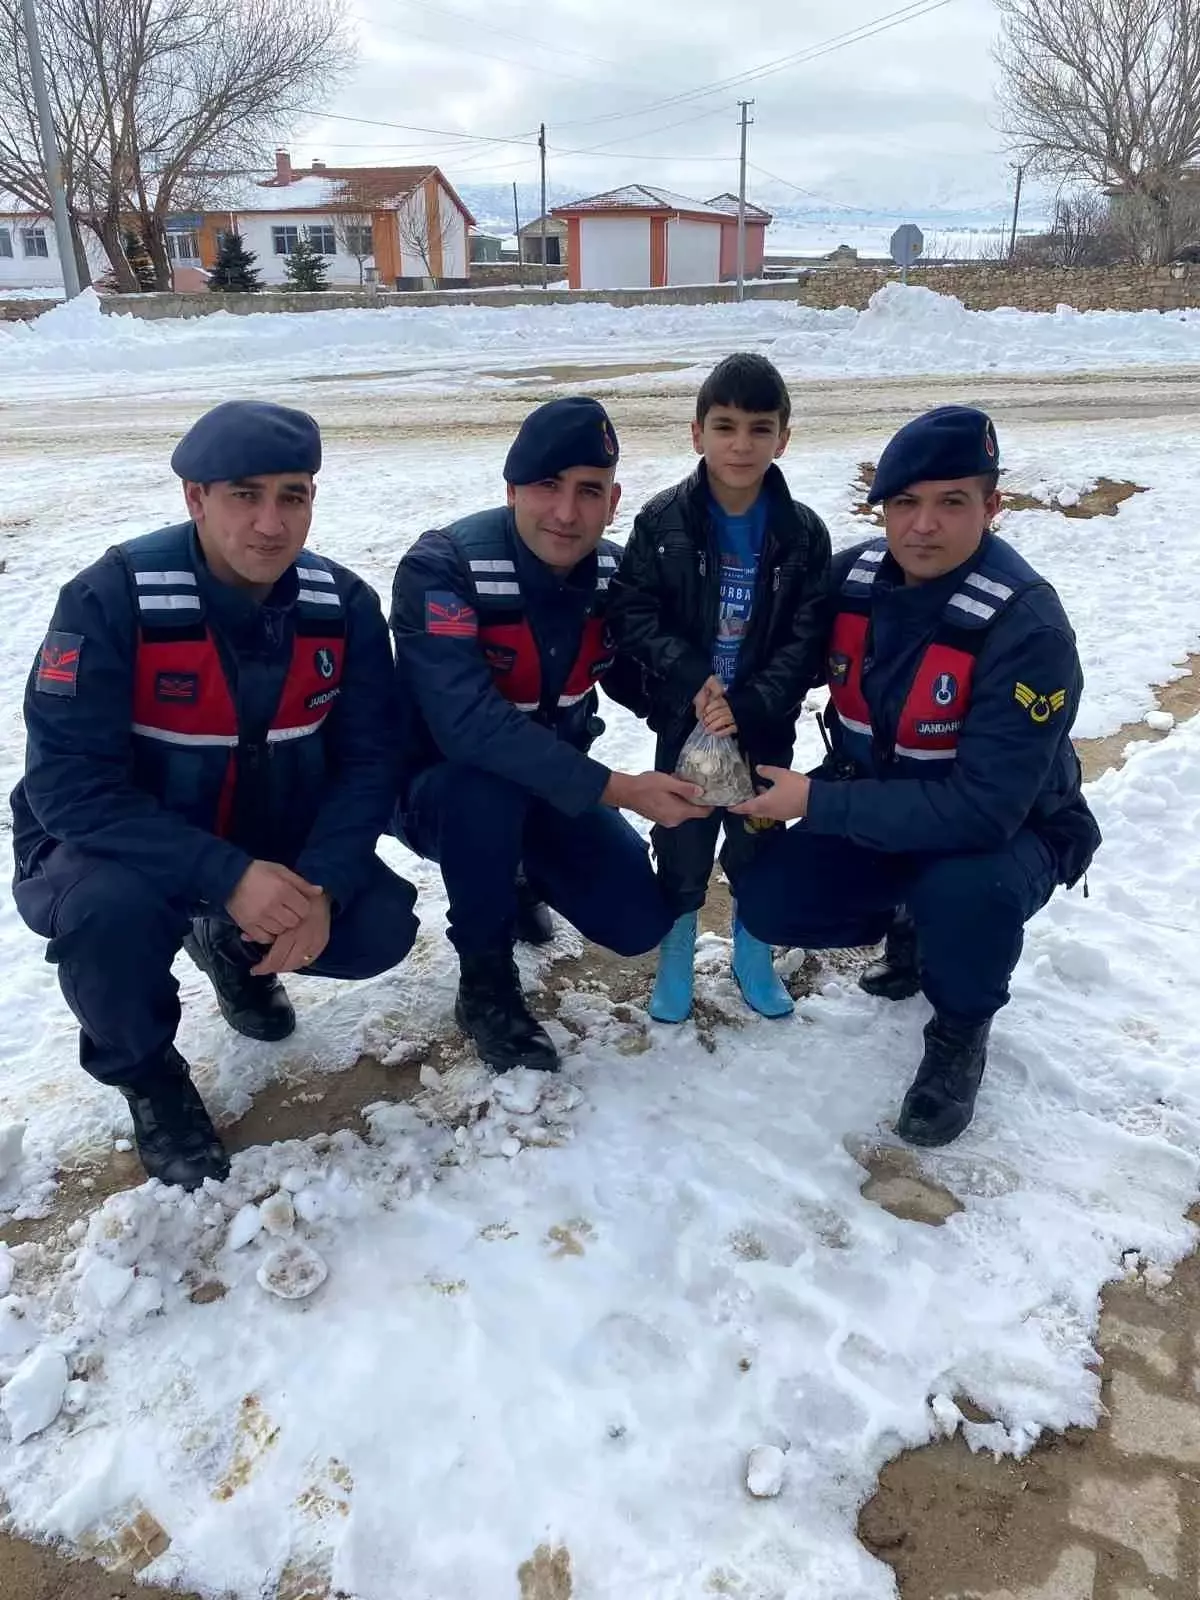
[552, 0, 958, 130]
[549, 102, 737, 158]
[315, 110, 540, 147]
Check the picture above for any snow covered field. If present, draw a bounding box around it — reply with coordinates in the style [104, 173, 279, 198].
[0, 288, 1197, 1598]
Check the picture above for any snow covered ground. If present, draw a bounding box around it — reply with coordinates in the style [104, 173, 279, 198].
[7, 284, 1200, 400]
[0, 289, 1197, 1598]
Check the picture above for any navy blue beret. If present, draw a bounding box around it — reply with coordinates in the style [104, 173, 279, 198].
[503, 397, 619, 486]
[868, 405, 999, 503]
[171, 401, 322, 483]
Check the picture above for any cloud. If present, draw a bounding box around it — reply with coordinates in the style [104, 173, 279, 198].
[293, 0, 1016, 211]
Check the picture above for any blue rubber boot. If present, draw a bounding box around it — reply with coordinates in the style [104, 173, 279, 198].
[648, 912, 698, 1023]
[732, 912, 795, 1018]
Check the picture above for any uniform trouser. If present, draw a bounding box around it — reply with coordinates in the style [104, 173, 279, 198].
[398, 762, 675, 958]
[651, 810, 780, 919]
[733, 826, 1059, 1024]
[13, 844, 419, 1087]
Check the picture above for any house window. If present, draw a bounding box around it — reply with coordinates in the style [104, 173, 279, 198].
[343, 223, 372, 257]
[21, 227, 49, 258]
[166, 230, 200, 262]
[272, 225, 299, 255]
[306, 224, 336, 255]
[0, 226, 12, 258]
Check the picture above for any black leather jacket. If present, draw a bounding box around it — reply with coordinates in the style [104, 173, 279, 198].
[606, 461, 831, 766]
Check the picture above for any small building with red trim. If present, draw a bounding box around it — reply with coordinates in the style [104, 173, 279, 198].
[551, 186, 772, 290]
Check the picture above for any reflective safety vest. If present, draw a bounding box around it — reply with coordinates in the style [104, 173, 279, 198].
[826, 536, 1041, 775]
[448, 510, 618, 719]
[121, 523, 346, 837]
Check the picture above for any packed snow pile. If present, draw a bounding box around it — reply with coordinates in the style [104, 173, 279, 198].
[5, 283, 1200, 389]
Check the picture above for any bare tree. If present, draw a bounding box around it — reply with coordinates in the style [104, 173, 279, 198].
[396, 183, 454, 283]
[995, 0, 1200, 264]
[0, 0, 353, 290]
[331, 179, 375, 285]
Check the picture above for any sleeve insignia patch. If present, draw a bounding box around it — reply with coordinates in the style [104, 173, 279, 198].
[35, 630, 84, 697]
[1014, 683, 1067, 724]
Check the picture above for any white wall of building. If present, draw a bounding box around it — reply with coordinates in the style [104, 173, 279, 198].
[439, 187, 467, 279]
[667, 218, 721, 285]
[234, 211, 373, 287]
[578, 215, 651, 289]
[0, 216, 106, 293]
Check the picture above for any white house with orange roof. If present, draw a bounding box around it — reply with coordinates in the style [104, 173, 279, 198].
[551, 186, 772, 290]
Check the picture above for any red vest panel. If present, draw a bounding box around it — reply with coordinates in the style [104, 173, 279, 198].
[131, 630, 345, 835]
[827, 609, 976, 762]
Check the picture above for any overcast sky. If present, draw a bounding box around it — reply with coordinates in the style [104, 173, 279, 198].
[291, 0, 1021, 216]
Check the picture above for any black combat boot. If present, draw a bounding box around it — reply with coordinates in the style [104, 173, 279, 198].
[514, 874, 555, 947]
[859, 910, 920, 1002]
[455, 948, 560, 1073]
[119, 1047, 231, 1190]
[183, 917, 296, 1042]
[896, 1013, 992, 1148]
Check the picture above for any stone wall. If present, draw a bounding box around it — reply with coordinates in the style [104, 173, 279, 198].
[0, 298, 57, 322]
[97, 279, 807, 319]
[793, 262, 1200, 313]
[55, 264, 1200, 321]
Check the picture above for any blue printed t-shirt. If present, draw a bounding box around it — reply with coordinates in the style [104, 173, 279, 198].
[710, 495, 766, 686]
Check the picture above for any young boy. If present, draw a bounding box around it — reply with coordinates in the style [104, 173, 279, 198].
[607, 353, 831, 1021]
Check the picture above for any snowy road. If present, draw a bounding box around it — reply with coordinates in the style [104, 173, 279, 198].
[0, 289, 1198, 1599]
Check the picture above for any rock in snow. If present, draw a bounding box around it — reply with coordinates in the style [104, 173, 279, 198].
[259, 1191, 296, 1237]
[2, 1346, 68, 1443]
[746, 1444, 787, 1498]
[256, 1242, 328, 1300]
[0, 1122, 25, 1181]
[227, 1203, 264, 1252]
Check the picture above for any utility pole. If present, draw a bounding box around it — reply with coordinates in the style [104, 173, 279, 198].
[736, 99, 754, 302]
[20, 0, 80, 298]
[538, 123, 548, 290]
[1007, 163, 1024, 259]
[512, 180, 521, 276]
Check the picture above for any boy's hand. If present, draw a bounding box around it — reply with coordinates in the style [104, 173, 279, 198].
[694, 675, 737, 736]
[730, 766, 811, 822]
[602, 770, 712, 827]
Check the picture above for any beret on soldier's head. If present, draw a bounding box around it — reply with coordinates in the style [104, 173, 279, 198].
[170, 401, 322, 483]
[503, 397, 619, 486]
[868, 405, 999, 504]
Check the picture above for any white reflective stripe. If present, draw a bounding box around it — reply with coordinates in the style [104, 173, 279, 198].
[513, 700, 539, 712]
[135, 570, 197, 586]
[298, 588, 341, 606]
[557, 690, 591, 706]
[132, 723, 237, 747]
[858, 547, 886, 564]
[475, 581, 522, 595]
[266, 717, 328, 743]
[947, 592, 996, 621]
[295, 566, 335, 585]
[846, 566, 880, 586]
[835, 713, 873, 737]
[965, 571, 1014, 601]
[468, 559, 515, 573]
[137, 594, 202, 612]
[596, 577, 611, 591]
[597, 553, 618, 568]
[895, 744, 959, 762]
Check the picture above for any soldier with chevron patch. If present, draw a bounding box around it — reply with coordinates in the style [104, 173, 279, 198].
[731, 406, 1102, 1148]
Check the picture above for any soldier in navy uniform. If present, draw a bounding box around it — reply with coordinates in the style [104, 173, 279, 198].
[392, 398, 708, 1074]
[11, 402, 418, 1189]
[731, 406, 1101, 1145]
